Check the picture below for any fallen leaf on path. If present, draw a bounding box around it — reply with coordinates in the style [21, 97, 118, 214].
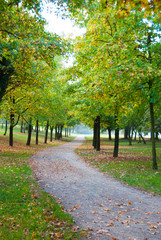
[91, 210, 97, 214]
[109, 222, 114, 227]
[104, 208, 111, 212]
[96, 230, 109, 234]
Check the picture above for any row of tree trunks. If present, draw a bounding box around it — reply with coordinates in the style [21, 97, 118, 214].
[55, 124, 63, 140]
[20, 121, 26, 133]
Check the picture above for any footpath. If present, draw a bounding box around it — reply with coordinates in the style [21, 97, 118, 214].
[31, 135, 161, 240]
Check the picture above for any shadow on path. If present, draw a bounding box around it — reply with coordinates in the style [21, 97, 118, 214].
[31, 135, 161, 240]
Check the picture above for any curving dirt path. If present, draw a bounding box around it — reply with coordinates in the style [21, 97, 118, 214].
[31, 135, 161, 240]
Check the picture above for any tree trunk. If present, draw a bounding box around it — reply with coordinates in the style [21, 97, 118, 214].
[107, 127, 112, 140]
[60, 125, 63, 138]
[26, 118, 32, 146]
[50, 126, 54, 142]
[4, 120, 7, 136]
[44, 120, 49, 144]
[134, 131, 137, 141]
[9, 113, 14, 146]
[93, 118, 97, 149]
[113, 115, 119, 158]
[147, 33, 157, 169]
[20, 121, 23, 133]
[124, 126, 129, 139]
[155, 132, 159, 141]
[36, 120, 39, 145]
[96, 116, 100, 151]
[23, 123, 26, 133]
[55, 125, 59, 140]
[139, 133, 146, 144]
[128, 128, 133, 146]
[150, 101, 157, 169]
[69, 128, 71, 136]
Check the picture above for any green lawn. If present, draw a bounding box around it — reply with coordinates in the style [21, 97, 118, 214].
[76, 138, 161, 195]
[0, 132, 81, 240]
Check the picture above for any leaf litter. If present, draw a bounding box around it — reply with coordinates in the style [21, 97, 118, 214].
[31, 136, 161, 240]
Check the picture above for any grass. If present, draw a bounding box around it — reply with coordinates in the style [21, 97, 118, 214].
[76, 138, 161, 195]
[0, 130, 82, 240]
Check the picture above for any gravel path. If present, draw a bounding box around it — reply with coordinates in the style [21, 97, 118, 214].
[31, 135, 161, 240]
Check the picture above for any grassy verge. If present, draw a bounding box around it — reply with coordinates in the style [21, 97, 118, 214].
[0, 133, 81, 239]
[76, 138, 161, 195]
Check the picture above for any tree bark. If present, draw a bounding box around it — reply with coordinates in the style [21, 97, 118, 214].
[147, 32, 157, 169]
[36, 120, 39, 145]
[113, 115, 119, 158]
[124, 126, 129, 139]
[138, 133, 146, 144]
[150, 101, 157, 169]
[93, 118, 97, 149]
[44, 120, 49, 144]
[107, 127, 112, 140]
[155, 132, 159, 141]
[26, 118, 32, 146]
[20, 121, 23, 133]
[96, 116, 100, 151]
[60, 125, 63, 138]
[50, 126, 54, 142]
[9, 113, 14, 146]
[4, 120, 7, 136]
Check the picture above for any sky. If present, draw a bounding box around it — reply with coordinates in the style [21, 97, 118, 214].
[41, 3, 85, 38]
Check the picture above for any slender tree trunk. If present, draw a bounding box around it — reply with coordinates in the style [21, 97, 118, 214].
[20, 121, 23, 133]
[113, 115, 119, 158]
[134, 131, 137, 141]
[23, 123, 26, 133]
[9, 113, 14, 146]
[96, 116, 100, 151]
[155, 132, 159, 141]
[36, 120, 39, 145]
[147, 33, 157, 169]
[4, 120, 7, 136]
[139, 133, 146, 144]
[128, 127, 133, 146]
[60, 125, 63, 138]
[107, 127, 112, 140]
[124, 126, 129, 139]
[26, 118, 32, 146]
[93, 118, 97, 149]
[44, 120, 49, 144]
[55, 125, 58, 140]
[50, 126, 54, 142]
[150, 101, 157, 169]
[69, 128, 71, 136]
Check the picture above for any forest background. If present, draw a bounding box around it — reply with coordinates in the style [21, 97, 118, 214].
[0, 0, 161, 169]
